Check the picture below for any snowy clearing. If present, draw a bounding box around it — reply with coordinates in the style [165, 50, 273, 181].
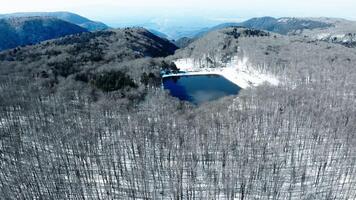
[172, 56, 279, 89]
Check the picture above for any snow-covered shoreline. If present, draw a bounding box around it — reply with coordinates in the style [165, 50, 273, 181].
[171, 57, 279, 89]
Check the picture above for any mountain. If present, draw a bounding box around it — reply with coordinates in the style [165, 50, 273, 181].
[238, 17, 356, 47]
[0, 27, 178, 75]
[175, 27, 272, 61]
[139, 18, 212, 40]
[239, 17, 332, 35]
[194, 17, 356, 48]
[149, 29, 199, 48]
[0, 27, 177, 101]
[195, 17, 333, 37]
[0, 16, 88, 51]
[193, 23, 242, 38]
[174, 26, 356, 78]
[0, 11, 109, 31]
[144, 25, 205, 40]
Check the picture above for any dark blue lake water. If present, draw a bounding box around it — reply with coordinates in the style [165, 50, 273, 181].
[163, 75, 241, 104]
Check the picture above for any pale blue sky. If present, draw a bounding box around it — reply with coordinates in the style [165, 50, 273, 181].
[1, 0, 356, 26]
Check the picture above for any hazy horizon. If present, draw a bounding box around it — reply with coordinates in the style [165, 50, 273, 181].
[1, 0, 356, 28]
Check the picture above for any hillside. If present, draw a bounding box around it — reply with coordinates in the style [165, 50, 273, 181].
[0, 11, 109, 31]
[195, 17, 332, 37]
[239, 17, 332, 35]
[0, 27, 178, 104]
[173, 37, 196, 48]
[173, 26, 356, 88]
[194, 17, 356, 48]
[174, 27, 272, 65]
[301, 18, 356, 47]
[148, 29, 169, 39]
[239, 17, 356, 47]
[0, 16, 88, 51]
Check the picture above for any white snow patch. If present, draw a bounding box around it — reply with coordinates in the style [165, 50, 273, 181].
[278, 18, 290, 23]
[334, 34, 347, 38]
[316, 33, 331, 40]
[172, 56, 279, 89]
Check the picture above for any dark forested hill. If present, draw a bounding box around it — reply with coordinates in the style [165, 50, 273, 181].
[0, 11, 109, 31]
[0, 27, 177, 67]
[0, 27, 178, 103]
[0, 16, 88, 51]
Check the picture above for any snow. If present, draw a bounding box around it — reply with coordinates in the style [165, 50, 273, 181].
[278, 18, 291, 23]
[316, 33, 330, 40]
[315, 33, 351, 41]
[171, 56, 279, 89]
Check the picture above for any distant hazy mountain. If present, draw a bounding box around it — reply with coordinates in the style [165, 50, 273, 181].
[138, 17, 214, 40]
[239, 17, 332, 35]
[195, 17, 332, 37]
[0, 12, 109, 31]
[237, 17, 356, 47]
[144, 25, 205, 40]
[192, 17, 356, 48]
[147, 29, 196, 48]
[0, 16, 87, 51]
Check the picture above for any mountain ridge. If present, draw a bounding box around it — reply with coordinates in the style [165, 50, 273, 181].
[175, 16, 356, 48]
[194, 17, 333, 37]
[0, 27, 178, 102]
[0, 11, 109, 31]
[0, 16, 88, 51]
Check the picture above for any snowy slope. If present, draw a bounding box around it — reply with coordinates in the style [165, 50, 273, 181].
[173, 56, 279, 89]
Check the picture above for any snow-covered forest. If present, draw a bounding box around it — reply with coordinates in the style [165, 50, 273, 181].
[0, 25, 355, 199]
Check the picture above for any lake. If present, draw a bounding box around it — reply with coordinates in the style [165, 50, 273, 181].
[163, 74, 241, 104]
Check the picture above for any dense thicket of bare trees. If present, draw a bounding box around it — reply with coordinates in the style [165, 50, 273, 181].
[1, 60, 355, 199]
